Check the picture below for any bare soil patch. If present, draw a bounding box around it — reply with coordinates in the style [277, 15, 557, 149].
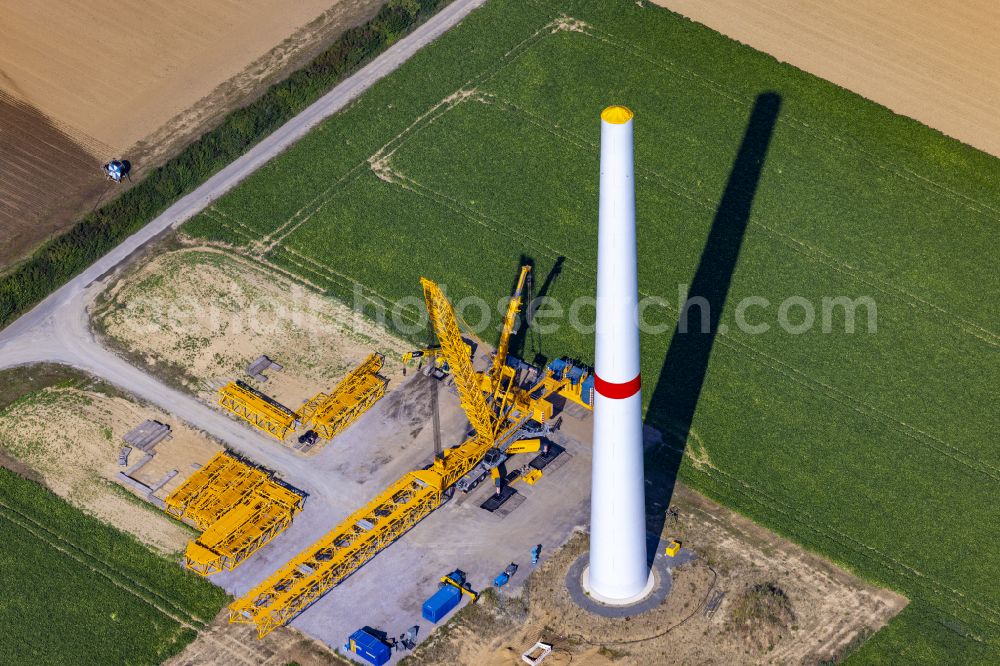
[166, 610, 350, 666]
[651, 0, 1000, 157]
[0, 91, 110, 266]
[406, 485, 906, 665]
[93, 245, 411, 431]
[0, 383, 219, 554]
[0, 0, 385, 269]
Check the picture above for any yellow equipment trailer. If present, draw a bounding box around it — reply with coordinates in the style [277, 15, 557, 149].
[299, 353, 387, 440]
[218, 380, 299, 440]
[229, 273, 570, 638]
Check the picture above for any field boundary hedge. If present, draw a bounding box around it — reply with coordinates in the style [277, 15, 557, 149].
[0, 0, 453, 329]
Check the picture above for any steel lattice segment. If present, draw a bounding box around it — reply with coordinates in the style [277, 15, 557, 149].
[229, 470, 443, 637]
[489, 265, 531, 382]
[163, 451, 237, 519]
[185, 482, 304, 576]
[164, 451, 304, 576]
[218, 381, 298, 440]
[300, 353, 387, 441]
[420, 278, 495, 444]
[184, 464, 269, 531]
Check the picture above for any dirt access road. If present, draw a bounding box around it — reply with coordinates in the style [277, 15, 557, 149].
[0, 0, 385, 269]
[652, 0, 1000, 157]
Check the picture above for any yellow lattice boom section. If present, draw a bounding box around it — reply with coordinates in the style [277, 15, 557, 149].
[164, 452, 303, 575]
[229, 469, 443, 637]
[185, 481, 304, 576]
[299, 353, 387, 440]
[420, 277, 495, 444]
[218, 380, 298, 440]
[489, 265, 531, 382]
[184, 464, 269, 531]
[164, 451, 235, 519]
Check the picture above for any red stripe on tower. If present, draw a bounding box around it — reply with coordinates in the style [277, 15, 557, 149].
[594, 373, 641, 399]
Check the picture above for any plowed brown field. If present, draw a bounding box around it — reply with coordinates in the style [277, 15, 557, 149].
[652, 0, 1000, 156]
[0, 0, 383, 269]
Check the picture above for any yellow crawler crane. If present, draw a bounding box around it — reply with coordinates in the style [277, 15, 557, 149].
[229, 276, 556, 638]
[299, 353, 387, 440]
[218, 380, 298, 440]
[185, 482, 304, 576]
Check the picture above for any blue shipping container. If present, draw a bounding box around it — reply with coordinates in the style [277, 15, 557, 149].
[422, 584, 462, 623]
[345, 629, 391, 666]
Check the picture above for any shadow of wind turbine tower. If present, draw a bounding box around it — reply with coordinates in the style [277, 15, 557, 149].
[644, 91, 782, 552]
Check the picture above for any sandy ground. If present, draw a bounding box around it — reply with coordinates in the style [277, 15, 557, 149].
[0, 0, 380, 154]
[650, 0, 1000, 157]
[0, 384, 219, 554]
[408, 484, 906, 666]
[0, 0, 385, 269]
[166, 610, 344, 666]
[93, 245, 411, 448]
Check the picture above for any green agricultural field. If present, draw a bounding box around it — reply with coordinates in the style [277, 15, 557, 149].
[0, 469, 228, 664]
[184, 0, 999, 662]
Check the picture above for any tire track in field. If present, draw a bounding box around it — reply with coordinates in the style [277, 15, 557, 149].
[580, 22, 1000, 227]
[185, 216, 425, 328]
[256, 161, 369, 254]
[0, 496, 260, 664]
[478, 92, 999, 348]
[184, 214, 425, 329]
[267, 245, 424, 328]
[379, 166, 1000, 485]
[674, 455, 999, 634]
[240, 15, 566, 255]
[0, 500, 204, 629]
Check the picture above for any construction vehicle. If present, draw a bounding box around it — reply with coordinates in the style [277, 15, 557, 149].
[163, 451, 303, 575]
[455, 447, 507, 493]
[296, 429, 318, 452]
[103, 159, 129, 183]
[229, 268, 589, 638]
[218, 381, 299, 440]
[665, 539, 682, 557]
[402, 346, 446, 374]
[440, 569, 478, 601]
[299, 353, 386, 440]
[402, 338, 474, 377]
[493, 562, 518, 588]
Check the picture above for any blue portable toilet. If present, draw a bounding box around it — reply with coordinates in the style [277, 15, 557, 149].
[345, 628, 391, 666]
[422, 584, 462, 623]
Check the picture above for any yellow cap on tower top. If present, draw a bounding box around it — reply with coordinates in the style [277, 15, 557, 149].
[601, 105, 634, 124]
